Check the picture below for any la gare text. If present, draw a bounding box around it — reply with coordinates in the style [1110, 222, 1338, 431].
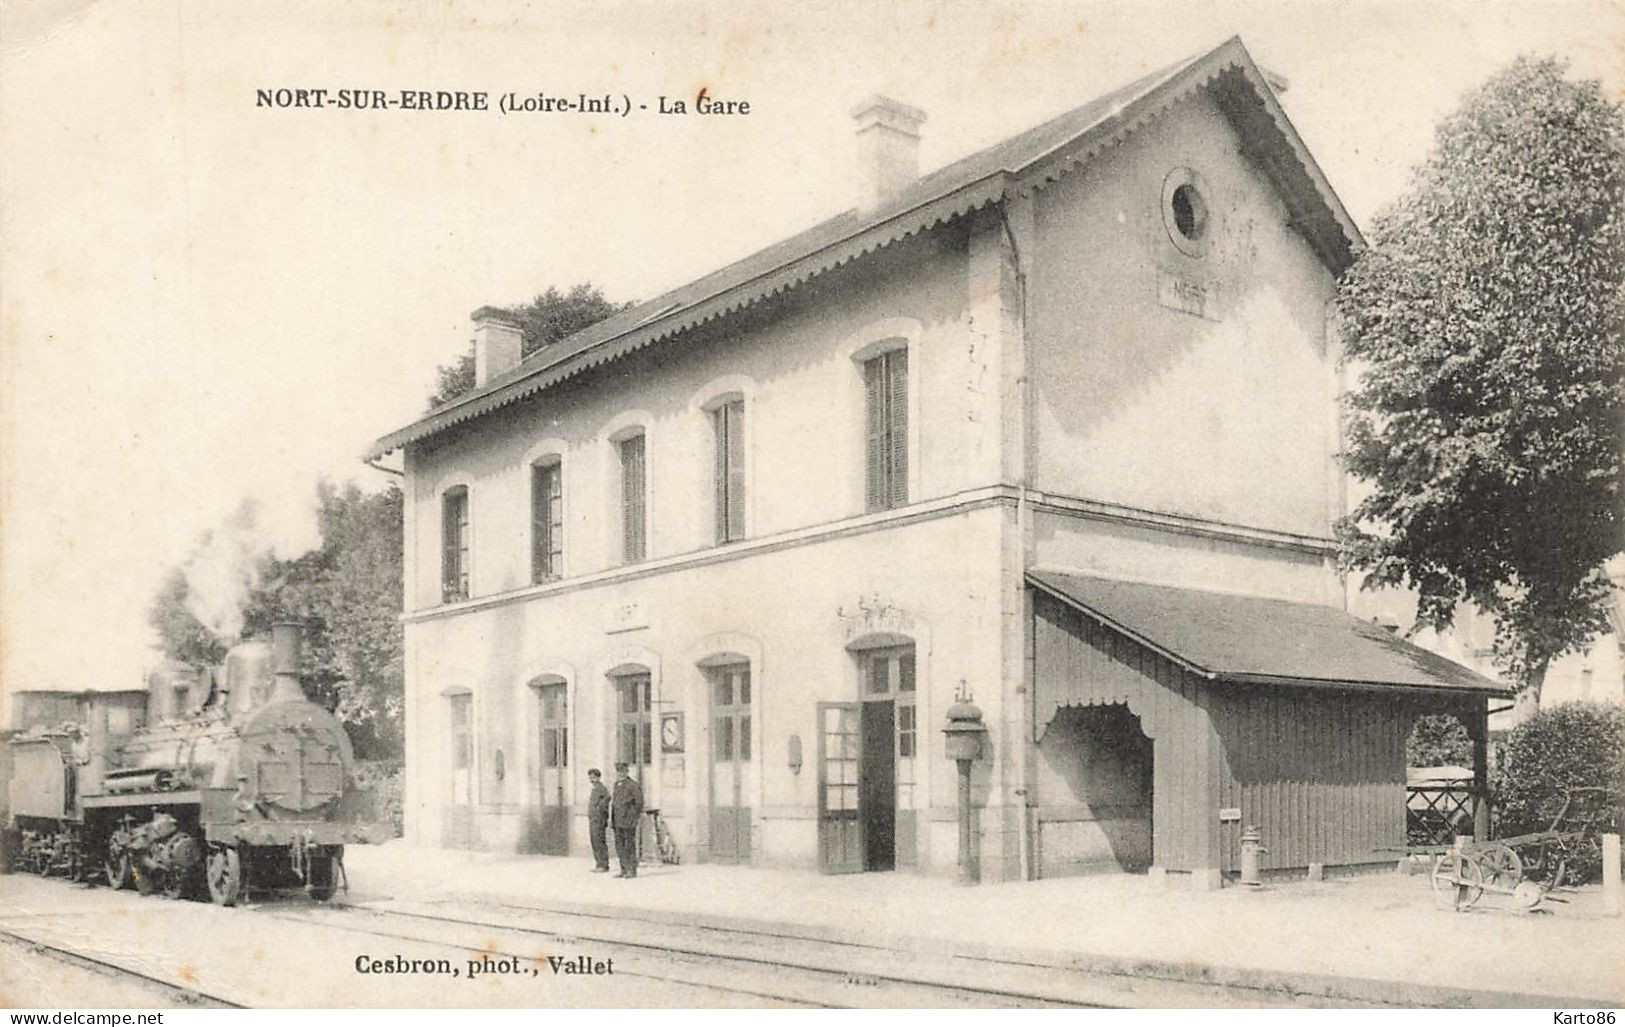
[255, 88, 750, 117]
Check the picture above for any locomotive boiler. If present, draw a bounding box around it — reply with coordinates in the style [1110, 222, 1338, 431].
[5, 622, 387, 905]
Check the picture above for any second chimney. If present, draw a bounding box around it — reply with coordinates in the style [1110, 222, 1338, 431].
[472, 306, 524, 386]
[851, 95, 926, 211]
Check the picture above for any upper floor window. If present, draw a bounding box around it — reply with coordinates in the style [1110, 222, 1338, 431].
[863, 349, 908, 512]
[711, 399, 746, 544]
[531, 459, 564, 583]
[441, 486, 470, 603]
[619, 433, 647, 563]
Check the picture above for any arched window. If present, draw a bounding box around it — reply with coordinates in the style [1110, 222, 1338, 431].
[530, 457, 564, 583]
[710, 398, 746, 544]
[861, 345, 908, 512]
[441, 486, 470, 603]
[617, 432, 647, 564]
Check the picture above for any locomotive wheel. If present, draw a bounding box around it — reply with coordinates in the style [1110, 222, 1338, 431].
[160, 867, 193, 901]
[105, 850, 133, 890]
[307, 851, 337, 902]
[206, 845, 244, 907]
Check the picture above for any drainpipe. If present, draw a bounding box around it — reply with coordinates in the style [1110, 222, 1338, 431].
[1000, 199, 1035, 881]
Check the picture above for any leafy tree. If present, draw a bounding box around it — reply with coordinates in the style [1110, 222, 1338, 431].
[426, 283, 629, 409]
[1406, 713, 1473, 768]
[1492, 702, 1624, 882]
[1335, 56, 1625, 703]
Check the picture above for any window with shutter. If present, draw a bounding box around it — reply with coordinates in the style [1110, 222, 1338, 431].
[531, 461, 563, 583]
[712, 400, 746, 543]
[441, 487, 470, 603]
[619, 434, 647, 563]
[863, 350, 908, 511]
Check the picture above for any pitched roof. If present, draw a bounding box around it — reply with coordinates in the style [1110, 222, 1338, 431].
[1029, 569, 1509, 696]
[370, 36, 1362, 459]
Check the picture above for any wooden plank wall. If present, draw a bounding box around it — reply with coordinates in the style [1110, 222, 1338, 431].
[1034, 590, 1431, 876]
[1210, 686, 1409, 872]
[1033, 593, 1216, 873]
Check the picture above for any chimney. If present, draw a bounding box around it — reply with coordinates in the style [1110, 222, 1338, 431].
[269, 621, 307, 704]
[851, 95, 926, 211]
[472, 306, 524, 386]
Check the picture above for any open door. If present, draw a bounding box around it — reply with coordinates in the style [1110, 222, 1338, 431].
[817, 702, 862, 873]
[861, 700, 896, 871]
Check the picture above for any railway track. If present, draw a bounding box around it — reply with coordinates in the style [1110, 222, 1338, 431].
[270, 898, 1296, 1008]
[0, 926, 244, 1008]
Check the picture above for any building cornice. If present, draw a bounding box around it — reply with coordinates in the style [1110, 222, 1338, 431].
[401, 486, 1337, 624]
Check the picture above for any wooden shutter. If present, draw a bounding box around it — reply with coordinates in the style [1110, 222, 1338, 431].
[539, 464, 559, 581]
[886, 351, 908, 508]
[531, 462, 563, 582]
[713, 407, 729, 544]
[864, 357, 886, 512]
[726, 402, 746, 541]
[442, 488, 466, 602]
[621, 435, 646, 562]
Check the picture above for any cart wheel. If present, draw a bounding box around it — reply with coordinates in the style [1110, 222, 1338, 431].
[1431, 851, 1485, 912]
[1475, 843, 1523, 890]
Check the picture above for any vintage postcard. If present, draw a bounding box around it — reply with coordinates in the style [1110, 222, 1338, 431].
[2, 0, 1622, 1012]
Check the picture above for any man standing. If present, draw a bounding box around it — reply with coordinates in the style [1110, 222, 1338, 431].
[586, 769, 611, 873]
[610, 763, 644, 879]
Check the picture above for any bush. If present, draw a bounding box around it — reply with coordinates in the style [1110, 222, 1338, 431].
[1492, 702, 1625, 883]
[353, 759, 404, 838]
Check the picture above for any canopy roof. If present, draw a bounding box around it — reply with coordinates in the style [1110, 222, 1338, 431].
[1028, 570, 1509, 697]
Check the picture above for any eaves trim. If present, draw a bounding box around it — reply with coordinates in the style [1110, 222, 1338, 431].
[367, 174, 1008, 458]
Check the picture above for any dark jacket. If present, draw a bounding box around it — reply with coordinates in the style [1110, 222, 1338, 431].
[588, 781, 611, 824]
[611, 776, 643, 829]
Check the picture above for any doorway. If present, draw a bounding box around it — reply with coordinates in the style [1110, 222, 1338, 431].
[860, 700, 896, 871]
[707, 663, 753, 862]
[1036, 703, 1153, 876]
[524, 679, 570, 855]
[816, 645, 916, 874]
[444, 692, 474, 848]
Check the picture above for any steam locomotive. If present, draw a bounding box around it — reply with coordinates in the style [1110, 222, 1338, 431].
[3, 623, 388, 905]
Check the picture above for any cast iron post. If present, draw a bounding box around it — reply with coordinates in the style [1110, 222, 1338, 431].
[943, 693, 987, 886]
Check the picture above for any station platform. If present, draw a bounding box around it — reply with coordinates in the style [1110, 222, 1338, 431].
[345, 841, 1623, 1006]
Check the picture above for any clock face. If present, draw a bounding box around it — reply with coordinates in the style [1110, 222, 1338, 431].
[662, 718, 680, 748]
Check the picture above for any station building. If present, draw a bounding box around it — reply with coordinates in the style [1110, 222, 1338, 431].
[368, 38, 1506, 886]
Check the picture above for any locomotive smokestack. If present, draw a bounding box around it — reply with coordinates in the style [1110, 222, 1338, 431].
[269, 621, 307, 703]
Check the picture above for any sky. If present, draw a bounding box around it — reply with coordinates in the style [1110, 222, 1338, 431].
[2, 0, 1622, 698]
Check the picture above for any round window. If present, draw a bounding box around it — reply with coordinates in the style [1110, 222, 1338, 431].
[1161, 169, 1214, 257]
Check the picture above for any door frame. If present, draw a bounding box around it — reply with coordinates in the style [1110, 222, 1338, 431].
[816, 701, 863, 874]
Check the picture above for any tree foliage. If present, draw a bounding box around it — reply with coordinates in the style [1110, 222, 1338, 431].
[1406, 713, 1474, 769]
[426, 283, 629, 409]
[1334, 56, 1625, 700]
[1491, 702, 1624, 882]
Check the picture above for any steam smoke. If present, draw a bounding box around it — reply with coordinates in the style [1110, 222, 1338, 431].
[182, 499, 270, 642]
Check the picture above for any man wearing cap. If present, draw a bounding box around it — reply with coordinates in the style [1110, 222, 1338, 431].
[610, 763, 644, 878]
[586, 769, 611, 872]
